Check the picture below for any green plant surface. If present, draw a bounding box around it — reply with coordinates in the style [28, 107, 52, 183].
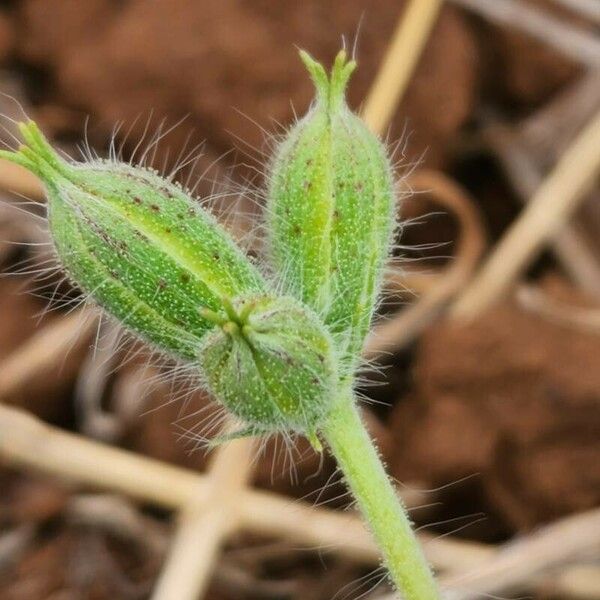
[267, 50, 396, 368]
[2, 121, 265, 361]
[199, 294, 337, 439]
[324, 390, 439, 600]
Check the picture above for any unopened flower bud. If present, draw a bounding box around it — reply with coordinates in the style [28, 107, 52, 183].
[199, 295, 337, 438]
[1, 121, 265, 360]
[267, 50, 396, 363]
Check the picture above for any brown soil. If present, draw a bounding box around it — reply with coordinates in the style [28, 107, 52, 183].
[390, 280, 600, 531]
[14, 0, 477, 171]
[0, 12, 15, 62]
[0, 279, 80, 422]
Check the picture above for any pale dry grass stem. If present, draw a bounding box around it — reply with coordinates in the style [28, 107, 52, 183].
[0, 405, 599, 599]
[452, 109, 600, 319]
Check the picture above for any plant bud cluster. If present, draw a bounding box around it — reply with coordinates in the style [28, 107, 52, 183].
[0, 49, 395, 440]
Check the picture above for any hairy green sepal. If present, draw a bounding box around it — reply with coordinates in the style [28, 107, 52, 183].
[0, 121, 338, 443]
[267, 50, 396, 366]
[199, 295, 336, 441]
[1, 121, 265, 360]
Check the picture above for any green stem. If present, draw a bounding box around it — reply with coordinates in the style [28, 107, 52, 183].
[322, 392, 439, 600]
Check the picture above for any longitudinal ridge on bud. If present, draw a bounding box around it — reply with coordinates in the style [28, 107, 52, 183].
[267, 50, 396, 366]
[0, 120, 266, 360]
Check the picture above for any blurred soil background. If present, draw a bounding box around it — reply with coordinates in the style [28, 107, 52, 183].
[0, 1, 599, 599]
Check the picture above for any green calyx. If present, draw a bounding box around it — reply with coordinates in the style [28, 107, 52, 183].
[268, 50, 396, 367]
[1, 121, 266, 360]
[199, 294, 337, 440]
[1, 121, 340, 441]
[0, 121, 71, 180]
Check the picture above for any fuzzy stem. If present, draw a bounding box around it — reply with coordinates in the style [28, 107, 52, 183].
[323, 392, 439, 600]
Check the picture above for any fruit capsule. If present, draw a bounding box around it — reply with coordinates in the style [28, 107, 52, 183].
[199, 295, 337, 438]
[1, 121, 265, 360]
[267, 50, 396, 364]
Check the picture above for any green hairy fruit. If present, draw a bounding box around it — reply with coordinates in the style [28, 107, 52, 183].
[267, 50, 396, 364]
[1, 121, 265, 361]
[199, 295, 336, 441]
